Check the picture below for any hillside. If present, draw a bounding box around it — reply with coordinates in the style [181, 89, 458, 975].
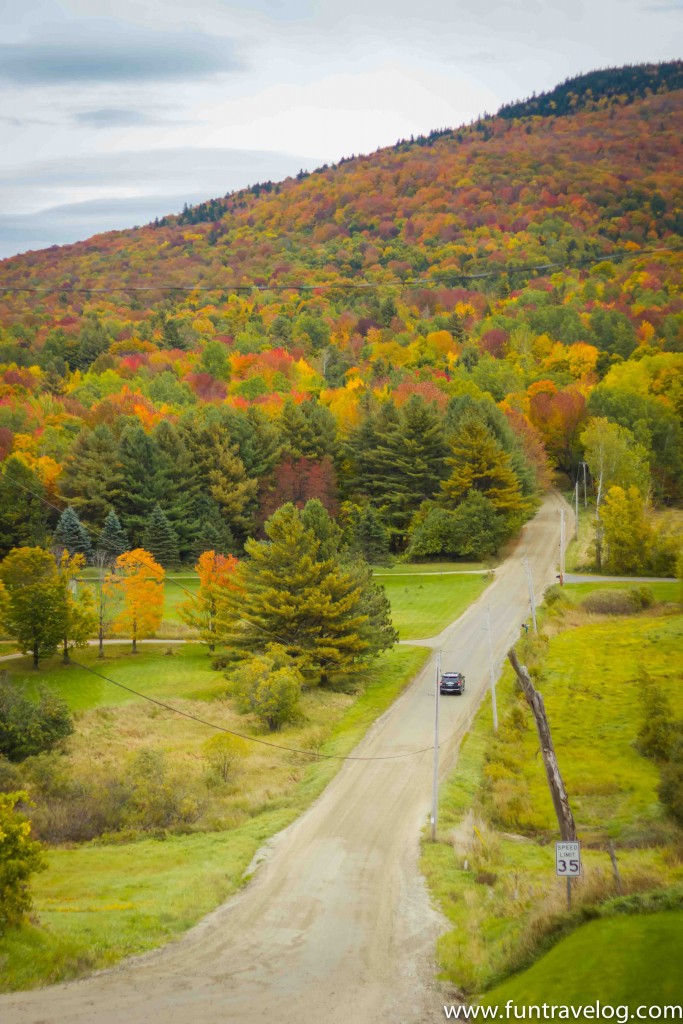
[0, 65, 682, 567]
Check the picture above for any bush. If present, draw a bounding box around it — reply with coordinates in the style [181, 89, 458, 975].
[636, 670, 674, 762]
[0, 791, 45, 934]
[582, 588, 653, 615]
[658, 731, 683, 825]
[202, 733, 248, 783]
[228, 647, 302, 732]
[0, 674, 73, 762]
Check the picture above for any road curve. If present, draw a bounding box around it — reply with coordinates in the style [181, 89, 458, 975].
[0, 492, 569, 1024]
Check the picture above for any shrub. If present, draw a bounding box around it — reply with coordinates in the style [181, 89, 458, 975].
[582, 588, 652, 615]
[658, 731, 683, 825]
[0, 674, 73, 762]
[228, 647, 302, 732]
[636, 670, 674, 762]
[202, 733, 248, 783]
[0, 791, 45, 934]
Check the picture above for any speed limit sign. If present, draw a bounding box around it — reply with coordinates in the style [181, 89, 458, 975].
[556, 841, 581, 877]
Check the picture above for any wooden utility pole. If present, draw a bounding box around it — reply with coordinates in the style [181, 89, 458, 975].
[486, 605, 498, 734]
[508, 649, 577, 842]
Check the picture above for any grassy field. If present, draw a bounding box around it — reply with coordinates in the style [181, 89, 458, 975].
[421, 594, 683, 995]
[0, 642, 430, 991]
[482, 911, 683, 1009]
[377, 571, 492, 639]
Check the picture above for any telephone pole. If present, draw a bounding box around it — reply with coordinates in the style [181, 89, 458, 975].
[524, 558, 538, 634]
[559, 508, 566, 585]
[431, 650, 441, 841]
[574, 480, 579, 540]
[487, 605, 498, 733]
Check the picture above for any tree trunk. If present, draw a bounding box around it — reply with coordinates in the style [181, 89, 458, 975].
[508, 649, 577, 842]
[33, 646, 39, 669]
[63, 638, 70, 664]
[98, 624, 104, 658]
[132, 634, 137, 654]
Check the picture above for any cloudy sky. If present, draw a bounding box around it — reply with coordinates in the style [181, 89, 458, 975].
[1, 0, 681, 260]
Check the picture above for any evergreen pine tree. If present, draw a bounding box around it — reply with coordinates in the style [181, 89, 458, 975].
[98, 510, 129, 557]
[54, 506, 92, 558]
[217, 501, 396, 685]
[142, 505, 180, 568]
[60, 424, 125, 524]
[441, 418, 531, 528]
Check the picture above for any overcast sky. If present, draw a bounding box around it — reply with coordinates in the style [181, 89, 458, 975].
[0, 0, 681, 260]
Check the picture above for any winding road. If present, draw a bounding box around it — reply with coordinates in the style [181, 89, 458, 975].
[1, 492, 569, 1024]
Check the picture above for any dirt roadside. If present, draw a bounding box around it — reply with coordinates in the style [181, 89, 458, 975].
[0, 492, 568, 1024]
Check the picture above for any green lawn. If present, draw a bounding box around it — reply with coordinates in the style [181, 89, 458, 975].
[3, 643, 218, 712]
[378, 571, 492, 639]
[482, 912, 683, 1009]
[562, 580, 679, 604]
[421, 606, 683, 994]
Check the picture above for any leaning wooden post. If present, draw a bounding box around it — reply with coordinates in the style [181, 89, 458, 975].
[508, 649, 577, 842]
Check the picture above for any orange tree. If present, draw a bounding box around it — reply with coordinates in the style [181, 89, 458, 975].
[179, 550, 240, 652]
[109, 549, 165, 652]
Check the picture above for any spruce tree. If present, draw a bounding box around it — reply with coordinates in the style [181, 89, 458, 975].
[142, 504, 180, 568]
[60, 424, 125, 524]
[54, 506, 92, 559]
[98, 510, 129, 557]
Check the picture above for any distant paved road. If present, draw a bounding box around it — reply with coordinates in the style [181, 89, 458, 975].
[0, 492, 569, 1024]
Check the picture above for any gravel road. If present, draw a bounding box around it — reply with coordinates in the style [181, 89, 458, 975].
[0, 492, 568, 1024]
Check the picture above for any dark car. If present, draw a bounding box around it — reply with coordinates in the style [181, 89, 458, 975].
[440, 671, 465, 695]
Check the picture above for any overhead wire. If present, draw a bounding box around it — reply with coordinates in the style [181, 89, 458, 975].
[0, 245, 679, 296]
[7, 471, 454, 761]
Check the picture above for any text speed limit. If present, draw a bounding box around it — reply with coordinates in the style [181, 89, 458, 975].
[556, 841, 581, 877]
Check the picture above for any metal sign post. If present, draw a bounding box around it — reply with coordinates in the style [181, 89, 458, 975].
[556, 840, 581, 910]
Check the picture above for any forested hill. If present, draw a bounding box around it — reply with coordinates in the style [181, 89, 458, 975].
[0, 66, 682, 572]
[498, 60, 683, 120]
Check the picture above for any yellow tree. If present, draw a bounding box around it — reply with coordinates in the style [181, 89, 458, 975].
[179, 550, 240, 652]
[57, 551, 97, 664]
[109, 549, 164, 653]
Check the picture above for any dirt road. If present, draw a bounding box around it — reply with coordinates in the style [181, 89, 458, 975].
[1, 493, 568, 1024]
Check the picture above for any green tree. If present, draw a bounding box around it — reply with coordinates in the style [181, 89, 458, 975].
[0, 674, 73, 762]
[53, 506, 92, 559]
[143, 504, 180, 568]
[59, 424, 125, 525]
[441, 418, 530, 528]
[279, 397, 338, 460]
[407, 491, 505, 559]
[217, 502, 396, 685]
[98, 509, 129, 558]
[581, 417, 650, 511]
[341, 502, 391, 564]
[0, 548, 65, 668]
[599, 486, 653, 575]
[228, 647, 302, 731]
[636, 671, 674, 762]
[199, 340, 231, 380]
[0, 458, 49, 558]
[0, 792, 45, 934]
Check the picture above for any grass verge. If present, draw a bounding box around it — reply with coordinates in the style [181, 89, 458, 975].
[421, 598, 683, 996]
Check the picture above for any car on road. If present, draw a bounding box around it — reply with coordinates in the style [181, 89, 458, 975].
[439, 671, 465, 695]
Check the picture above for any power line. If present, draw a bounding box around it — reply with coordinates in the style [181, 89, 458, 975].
[0, 246, 678, 296]
[67, 656, 435, 762]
